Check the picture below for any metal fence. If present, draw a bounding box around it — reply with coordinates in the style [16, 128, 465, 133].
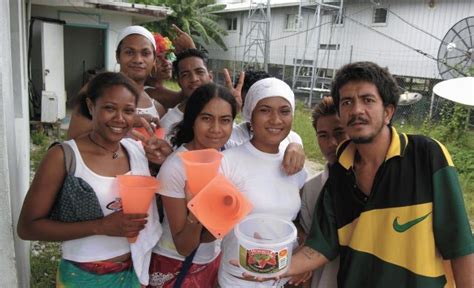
[208, 58, 473, 129]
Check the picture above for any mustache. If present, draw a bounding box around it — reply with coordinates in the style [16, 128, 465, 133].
[347, 116, 369, 126]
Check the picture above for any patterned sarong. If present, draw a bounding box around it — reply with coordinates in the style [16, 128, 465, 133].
[147, 253, 221, 288]
[56, 258, 140, 288]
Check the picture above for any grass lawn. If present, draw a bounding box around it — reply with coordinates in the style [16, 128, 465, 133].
[293, 101, 323, 163]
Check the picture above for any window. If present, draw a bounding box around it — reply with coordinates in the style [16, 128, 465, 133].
[226, 17, 238, 31]
[293, 58, 313, 66]
[317, 69, 335, 78]
[285, 14, 298, 30]
[373, 7, 388, 24]
[319, 44, 340, 50]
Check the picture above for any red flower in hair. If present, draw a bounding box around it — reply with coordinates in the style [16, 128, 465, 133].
[154, 33, 174, 55]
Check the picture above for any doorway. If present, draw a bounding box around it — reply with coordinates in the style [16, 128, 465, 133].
[63, 26, 106, 107]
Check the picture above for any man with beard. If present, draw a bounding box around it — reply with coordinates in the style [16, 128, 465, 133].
[280, 62, 473, 287]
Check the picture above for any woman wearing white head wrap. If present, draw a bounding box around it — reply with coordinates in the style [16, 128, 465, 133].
[225, 77, 304, 176]
[242, 77, 295, 123]
[116, 25, 157, 51]
[68, 25, 170, 142]
[114, 25, 169, 124]
[218, 78, 308, 287]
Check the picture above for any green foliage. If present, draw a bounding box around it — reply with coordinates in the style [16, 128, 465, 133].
[30, 241, 61, 288]
[31, 131, 49, 146]
[29, 130, 67, 286]
[30, 132, 50, 172]
[292, 101, 324, 163]
[30, 129, 66, 172]
[138, 0, 229, 50]
[419, 103, 470, 143]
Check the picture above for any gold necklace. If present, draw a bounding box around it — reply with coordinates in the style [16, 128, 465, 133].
[88, 134, 120, 159]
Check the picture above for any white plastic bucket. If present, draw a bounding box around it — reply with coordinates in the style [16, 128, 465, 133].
[235, 213, 297, 277]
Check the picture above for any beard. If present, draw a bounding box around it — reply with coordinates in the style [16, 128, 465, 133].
[350, 121, 385, 144]
[352, 134, 376, 144]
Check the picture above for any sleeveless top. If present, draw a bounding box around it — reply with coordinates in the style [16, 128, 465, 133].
[137, 93, 160, 118]
[61, 138, 151, 262]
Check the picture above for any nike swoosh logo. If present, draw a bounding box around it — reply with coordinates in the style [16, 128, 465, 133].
[392, 212, 432, 233]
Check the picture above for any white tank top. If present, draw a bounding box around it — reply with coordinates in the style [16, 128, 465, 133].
[61, 138, 151, 262]
[137, 93, 160, 118]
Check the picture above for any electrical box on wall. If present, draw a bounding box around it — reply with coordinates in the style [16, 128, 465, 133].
[41, 91, 58, 123]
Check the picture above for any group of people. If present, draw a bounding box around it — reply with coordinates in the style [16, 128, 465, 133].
[17, 24, 473, 288]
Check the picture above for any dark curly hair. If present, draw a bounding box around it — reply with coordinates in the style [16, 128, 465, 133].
[172, 49, 209, 79]
[170, 83, 237, 148]
[78, 72, 140, 120]
[312, 96, 337, 130]
[331, 62, 400, 112]
[241, 70, 271, 95]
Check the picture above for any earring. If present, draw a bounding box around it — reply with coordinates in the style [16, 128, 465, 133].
[247, 122, 253, 133]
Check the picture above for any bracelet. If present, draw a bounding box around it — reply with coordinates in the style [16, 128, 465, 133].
[187, 214, 199, 225]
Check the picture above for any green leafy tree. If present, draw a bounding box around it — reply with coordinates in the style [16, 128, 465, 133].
[137, 0, 228, 50]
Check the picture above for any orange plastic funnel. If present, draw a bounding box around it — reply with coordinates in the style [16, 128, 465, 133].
[187, 174, 253, 238]
[134, 127, 166, 141]
[117, 175, 160, 243]
[179, 149, 223, 196]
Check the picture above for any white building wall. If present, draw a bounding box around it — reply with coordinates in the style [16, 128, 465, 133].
[1, 0, 30, 287]
[330, 0, 474, 78]
[210, 0, 474, 79]
[31, 5, 134, 71]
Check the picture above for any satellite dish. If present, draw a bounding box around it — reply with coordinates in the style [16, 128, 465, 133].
[432, 77, 474, 106]
[437, 16, 474, 80]
[398, 92, 423, 106]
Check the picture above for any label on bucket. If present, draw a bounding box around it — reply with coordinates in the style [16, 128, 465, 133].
[239, 246, 288, 274]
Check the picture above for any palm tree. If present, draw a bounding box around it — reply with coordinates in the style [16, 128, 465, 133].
[137, 0, 228, 50]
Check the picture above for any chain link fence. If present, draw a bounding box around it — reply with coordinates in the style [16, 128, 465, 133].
[208, 58, 473, 129]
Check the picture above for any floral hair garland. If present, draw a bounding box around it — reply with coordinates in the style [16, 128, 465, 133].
[154, 33, 176, 62]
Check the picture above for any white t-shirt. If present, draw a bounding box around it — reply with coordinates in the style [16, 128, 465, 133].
[218, 142, 307, 287]
[61, 138, 151, 262]
[225, 121, 303, 151]
[153, 145, 221, 264]
[159, 105, 183, 138]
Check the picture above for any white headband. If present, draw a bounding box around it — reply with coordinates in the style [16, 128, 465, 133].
[242, 77, 295, 122]
[116, 26, 156, 51]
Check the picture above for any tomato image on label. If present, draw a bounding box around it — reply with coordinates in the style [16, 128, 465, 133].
[240, 248, 279, 273]
[248, 250, 277, 272]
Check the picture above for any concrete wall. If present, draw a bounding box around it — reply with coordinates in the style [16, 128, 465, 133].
[31, 4, 133, 72]
[1, 0, 30, 287]
[210, 0, 474, 79]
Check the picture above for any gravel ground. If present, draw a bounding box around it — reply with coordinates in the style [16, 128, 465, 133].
[305, 159, 325, 178]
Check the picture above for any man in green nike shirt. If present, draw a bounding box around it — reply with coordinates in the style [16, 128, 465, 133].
[284, 62, 474, 287]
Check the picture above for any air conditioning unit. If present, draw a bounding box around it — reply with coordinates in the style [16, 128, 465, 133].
[41, 91, 58, 123]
